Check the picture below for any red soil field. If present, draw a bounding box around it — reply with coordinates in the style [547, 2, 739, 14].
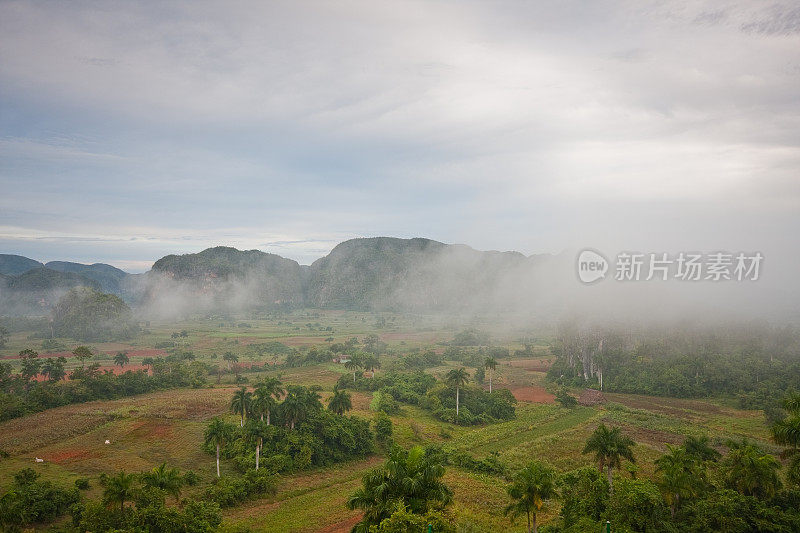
[508, 385, 555, 404]
[46, 449, 96, 464]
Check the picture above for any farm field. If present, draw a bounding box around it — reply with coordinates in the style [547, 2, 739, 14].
[0, 313, 778, 532]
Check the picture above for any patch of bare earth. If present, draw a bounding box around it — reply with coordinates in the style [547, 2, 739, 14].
[509, 385, 555, 404]
[316, 514, 363, 533]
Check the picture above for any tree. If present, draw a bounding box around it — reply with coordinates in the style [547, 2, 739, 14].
[230, 387, 252, 427]
[771, 392, 800, 486]
[72, 346, 93, 368]
[102, 471, 136, 513]
[141, 462, 184, 503]
[347, 445, 452, 532]
[280, 389, 306, 430]
[363, 355, 381, 378]
[252, 377, 284, 425]
[582, 423, 636, 495]
[484, 357, 497, 393]
[40, 356, 67, 382]
[245, 420, 271, 471]
[113, 351, 129, 369]
[722, 441, 782, 498]
[204, 418, 233, 478]
[683, 434, 721, 463]
[345, 355, 363, 383]
[655, 445, 707, 517]
[222, 351, 238, 371]
[555, 388, 577, 408]
[445, 368, 470, 418]
[19, 349, 41, 388]
[328, 386, 352, 415]
[504, 460, 557, 533]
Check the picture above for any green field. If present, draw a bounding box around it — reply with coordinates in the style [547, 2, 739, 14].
[0, 313, 779, 532]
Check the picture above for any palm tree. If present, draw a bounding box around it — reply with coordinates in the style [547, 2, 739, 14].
[771, 392, 800, 486]
[504, 461, 557, 533]
[72, 345, 93, 368]
[102, 471, 136, 513]
[445, 368, 470, 418]
[245, 420, 271, 470]
[328, 386, 352, 415]
[347, 445, 452, 532]
[582, 423, 636, 494]
[113, 351, 129, 369]
[204, 418, 232, 478]
[141, 462, 184, 503]
[252, 378, 284, 425]
[281, 391, 305, 430]
[345, 355, 363, 383]
[230, 387, 252, 427]
[484, 357, 497, 393]
[363, 355, 380, 378]
[722, 441, 782, 498]
[655, 445, 706, 517]
[683, 435, 721, 463]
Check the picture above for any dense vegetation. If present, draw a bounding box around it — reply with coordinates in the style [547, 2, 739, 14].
[337, 369, 516, 425]
[52, 287, 139, 341]
[204, 382, 374, 477]
[0, 350, 208, 421]
[548, 322, 800, 409]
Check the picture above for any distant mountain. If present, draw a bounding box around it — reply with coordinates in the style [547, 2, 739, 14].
[45, 261, 129, 294]
[0, 267, 101, 315]
[0, 254, 44, 276]
[1, 238, 570, 316]
[140, 238, 564, 315]
[305, 237, 549, 311]
[143, 246, 306, 314]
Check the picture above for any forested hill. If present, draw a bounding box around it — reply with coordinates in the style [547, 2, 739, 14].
[141, 238, 562, 314]
[0, 254, 44, 276]
[45, 261, 129, 294]
[0, 267, 101, 314]
[1, 239, 567, 315]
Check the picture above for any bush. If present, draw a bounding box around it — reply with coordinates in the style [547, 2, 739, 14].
[374, 412, 393, 443]
[0, 468, 80, 529]
[75, 477, 91, 490]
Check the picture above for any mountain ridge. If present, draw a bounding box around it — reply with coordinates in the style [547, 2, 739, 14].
[1, 238, 564, 315]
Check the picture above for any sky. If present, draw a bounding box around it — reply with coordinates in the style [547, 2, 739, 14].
[1, 1, 799, 273]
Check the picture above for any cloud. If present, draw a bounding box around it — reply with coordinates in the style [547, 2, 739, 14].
[0, 0, 798, 270]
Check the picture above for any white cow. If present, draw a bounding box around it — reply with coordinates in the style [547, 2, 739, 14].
[35, 457, 44, 463]
[105, 439, 111, 445]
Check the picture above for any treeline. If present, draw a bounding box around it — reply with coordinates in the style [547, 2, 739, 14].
[548, 321, 800, 408]
[337, 369, 516, 425]
[205, 381, 373, 477]
[0, 463, 222, 532]
[0, 349, 209, 421]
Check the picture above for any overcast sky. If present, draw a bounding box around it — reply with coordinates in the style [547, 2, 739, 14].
[1, 1, 798, 273]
